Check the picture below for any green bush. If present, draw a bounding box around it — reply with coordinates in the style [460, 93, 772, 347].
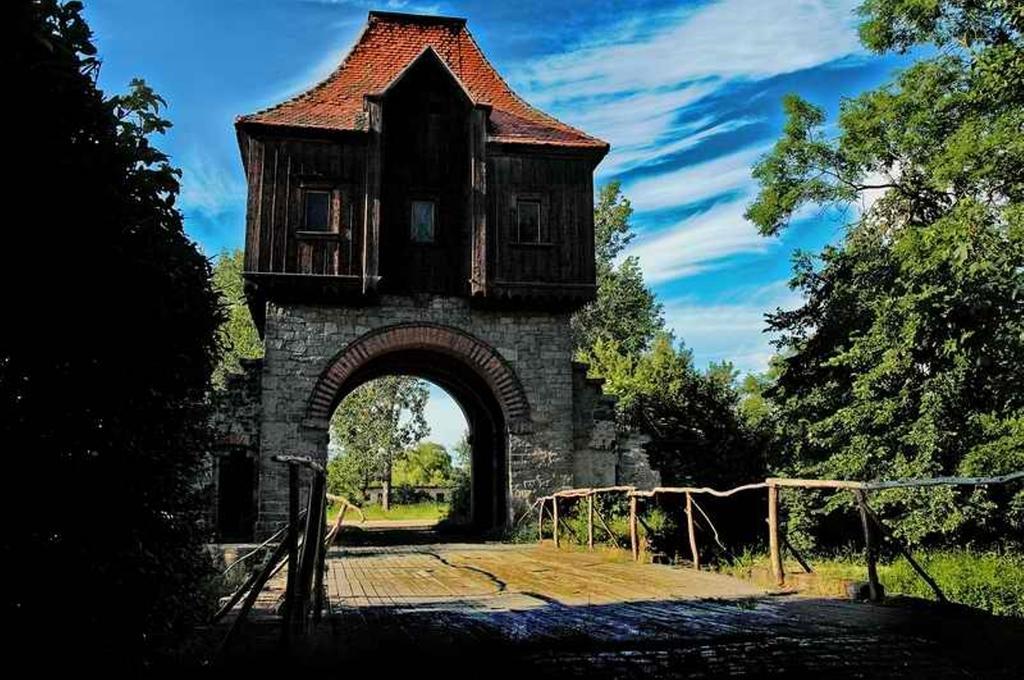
[722, 549, 1024, 618]
[446, 468, 472, 523]
[545, 495, 675, 555]
[880, 550, 1024, 618]
[7, 1, 222, 669]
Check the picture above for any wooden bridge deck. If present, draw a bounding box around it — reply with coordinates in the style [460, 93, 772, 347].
[325, 541, 764, 610]
[234, 527, 1024, 678]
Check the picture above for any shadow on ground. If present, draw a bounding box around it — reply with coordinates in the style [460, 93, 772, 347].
[191, 525, 1024, 678]
[208, 589, 1024, 677]
[332, 522, 487, 547]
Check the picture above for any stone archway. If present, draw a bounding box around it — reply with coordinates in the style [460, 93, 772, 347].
[305, 323, 531, 433]
[233, 298, 618, 540]
[304, 322, 533, 528]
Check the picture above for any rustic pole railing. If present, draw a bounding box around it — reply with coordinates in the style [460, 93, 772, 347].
[767, 483, 783, 586]
[534, 470, 1022, 597]
[283, 462, 300, 630]
[587, 493, 594, 550]
[271, 455, 327, 642]
[552, 495, 559, 548]
[854, 490, 881, 601]
[324, 493, 365, 547]
[628, 495, 639, 561]
[685, 492, 700, 570]
[537, 497, 545, 542]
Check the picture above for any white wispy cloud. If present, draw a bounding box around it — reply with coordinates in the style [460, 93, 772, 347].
[625, 144, 768, 213]
[625, 193, 769, 282]
[179, 150, 246, 219]
[521, 0, 862, 98]
[516, 0, 864, 177]
[509, 0, 866, 299]
[663, 280, 803, 374]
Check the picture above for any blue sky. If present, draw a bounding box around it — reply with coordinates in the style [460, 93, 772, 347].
[85, 0, 908, 451]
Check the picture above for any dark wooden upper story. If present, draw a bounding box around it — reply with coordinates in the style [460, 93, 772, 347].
[236, 12, 608, 327]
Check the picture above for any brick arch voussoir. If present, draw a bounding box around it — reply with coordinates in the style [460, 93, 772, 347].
[305, 323, 533, 434]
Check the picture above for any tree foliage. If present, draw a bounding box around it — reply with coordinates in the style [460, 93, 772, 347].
[328, 376, 429, 508]
[572, 181, 664, 355]
[394, 441, 454, 487]
[5, 0, 222, 667]
[211, 249, 262, 387]
[581, 334, 766, 489]
[574, 182, 763, 499]
[747, 0, 1024, 547]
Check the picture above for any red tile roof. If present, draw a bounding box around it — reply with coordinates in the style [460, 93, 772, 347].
[237, 11, 608, 151]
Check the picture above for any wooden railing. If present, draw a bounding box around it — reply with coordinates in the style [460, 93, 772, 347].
[536, 470, 1024, 601]
[214, 455, 357, 653]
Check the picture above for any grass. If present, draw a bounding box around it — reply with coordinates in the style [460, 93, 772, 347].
[720, 548, 1024, 618]
[327, 501, 449, 522]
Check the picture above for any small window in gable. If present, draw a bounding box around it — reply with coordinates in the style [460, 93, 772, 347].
[410, 200, 436, 243]
[303, 190, 331, 231]
[516, 199, 542, 243]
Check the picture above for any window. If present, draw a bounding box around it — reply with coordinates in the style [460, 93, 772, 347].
[516, 199, 542, 243]
[303, 190, 331, 231]
[410, 200, 436, 243]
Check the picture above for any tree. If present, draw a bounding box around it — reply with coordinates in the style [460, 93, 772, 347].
[452, 432, 471, 472]
[329, 376, 429, 510]
[571, 182, 664, 355]
[211, 249, 262, 387]
[747, 0, 1024, 547]
[581, 334, 766, 490]
[5, 0, 222, 668]
[446, 432, 472, 521]
[394, 441, 454, 487]
[581, 334, 768, 547]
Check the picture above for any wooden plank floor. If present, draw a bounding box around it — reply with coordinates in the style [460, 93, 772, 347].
[232, 531, 1024, 678]
[325, 541, 764, 612]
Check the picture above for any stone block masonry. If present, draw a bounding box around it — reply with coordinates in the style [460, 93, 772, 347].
[210, 294, 663, 539]
[255, 296, 578, 537]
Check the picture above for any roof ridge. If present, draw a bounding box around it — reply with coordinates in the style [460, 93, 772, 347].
[368, 10, 466, 25]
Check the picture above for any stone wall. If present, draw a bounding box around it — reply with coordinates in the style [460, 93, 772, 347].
[571, 362, 618, 487]
[255, 296, 578, 536]
[616, 430, 661, 489]
[571, 362, 662, 490]
[210, 358, 263, 451]
[208, 358, 263, 539]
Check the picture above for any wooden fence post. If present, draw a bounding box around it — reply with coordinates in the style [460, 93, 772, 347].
[291, 469, 325, 635]
[312, 476, 328, 624]
[537, 497, 545, 543]
[283, 464, 300, 628]
[686, 492, 700, 570]
[587, 493, 594, 550]
[855, 490, 882, 601]
[768, 483, 784, 587]
[629, 495, 639, 561]
[552, 496, 559, 548]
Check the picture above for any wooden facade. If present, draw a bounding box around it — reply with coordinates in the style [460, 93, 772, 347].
[236, 13, 608, 326]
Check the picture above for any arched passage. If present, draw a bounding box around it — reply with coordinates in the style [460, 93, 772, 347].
[306, 323, 532, 528]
